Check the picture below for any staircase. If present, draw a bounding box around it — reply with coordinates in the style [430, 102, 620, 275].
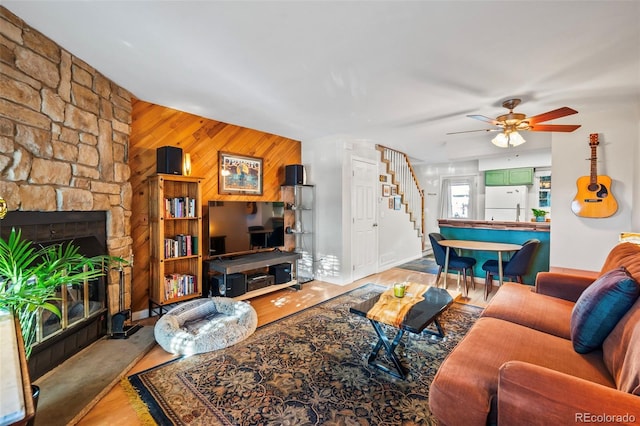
[376, 144, 425, 247]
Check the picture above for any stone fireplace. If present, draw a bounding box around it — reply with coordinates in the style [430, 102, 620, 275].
[0, 7, 134, 378]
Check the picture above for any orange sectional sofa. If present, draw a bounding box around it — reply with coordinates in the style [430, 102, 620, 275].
[429, 242, 640, 425]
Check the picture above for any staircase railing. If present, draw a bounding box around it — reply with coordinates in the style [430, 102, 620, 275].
[376, 144, 425, 247]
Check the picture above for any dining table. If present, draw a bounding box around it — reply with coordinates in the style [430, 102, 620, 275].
[437, 239, 522, 297]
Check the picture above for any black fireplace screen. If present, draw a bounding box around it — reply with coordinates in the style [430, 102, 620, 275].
[39, 236, 106, 340]
[0, 211, 109, 379]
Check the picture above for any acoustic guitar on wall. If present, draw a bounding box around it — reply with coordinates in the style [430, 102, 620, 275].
[571, 133, 618, 218]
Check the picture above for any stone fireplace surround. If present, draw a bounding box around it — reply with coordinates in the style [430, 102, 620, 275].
[0, 6, 135, 377]
[0, 7, 134, 314]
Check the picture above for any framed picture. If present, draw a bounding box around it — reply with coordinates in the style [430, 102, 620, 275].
[379, 175, 388, 182]
[382, 184, 391, 197]
[394, 196, 401, 210]
[389, 198, 394, 209]
[391, 186, 397, 196]
[219, 152, 263, 195]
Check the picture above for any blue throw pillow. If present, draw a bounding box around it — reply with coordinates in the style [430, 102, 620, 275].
[571, 267, 640, 354]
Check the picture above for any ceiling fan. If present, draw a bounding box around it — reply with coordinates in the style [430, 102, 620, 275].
[448, 98, 581, 148]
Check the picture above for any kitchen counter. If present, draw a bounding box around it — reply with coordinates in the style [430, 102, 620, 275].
[436, 219, 550, 285]
[438, 219, 550, 232]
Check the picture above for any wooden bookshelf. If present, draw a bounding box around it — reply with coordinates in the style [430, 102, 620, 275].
[148, 174, 203, 315]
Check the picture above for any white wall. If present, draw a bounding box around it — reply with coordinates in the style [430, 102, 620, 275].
[303, 137, 422, 284]
[551, 104, 638, 271]
[301, 136, 345, 283]
[478, 150, 552, 171]
[377, 161, 422, 269]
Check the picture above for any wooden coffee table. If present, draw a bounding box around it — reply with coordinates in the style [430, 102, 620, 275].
[349, 284, 454, 379]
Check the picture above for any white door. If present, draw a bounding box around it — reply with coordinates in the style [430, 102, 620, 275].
[351, 158, 378, 280]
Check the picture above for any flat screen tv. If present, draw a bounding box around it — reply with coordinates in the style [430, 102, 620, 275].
[205, 201, 285, 257]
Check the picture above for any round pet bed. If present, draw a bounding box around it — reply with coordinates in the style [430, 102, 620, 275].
[154, 297, 258, 355]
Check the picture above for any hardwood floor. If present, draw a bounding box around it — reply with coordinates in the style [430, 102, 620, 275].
[76, 267, 492, 425]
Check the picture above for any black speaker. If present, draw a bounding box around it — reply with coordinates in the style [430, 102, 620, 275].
[213, 273, 246, 297]
[269, 263, 292, 284]
[157, 146, 183, 175]
[285, 164, 304, 185]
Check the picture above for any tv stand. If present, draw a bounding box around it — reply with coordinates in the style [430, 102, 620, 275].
[205, 250, 302, 300]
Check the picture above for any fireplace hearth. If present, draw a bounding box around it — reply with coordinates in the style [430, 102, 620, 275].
[0, 211, 109, 380]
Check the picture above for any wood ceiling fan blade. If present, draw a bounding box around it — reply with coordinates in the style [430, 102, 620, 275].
[446, 128, 500, 135]
[527, 107, 578, 124]
[528, 124, 582, 132]
[466, 115, 501, 126]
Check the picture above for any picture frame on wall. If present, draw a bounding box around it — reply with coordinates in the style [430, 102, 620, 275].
[219, 152, 263, 195]
[389, 198, 394, 209]
[382, 184, 391, 197]
[394, 196, 401, 210]
[391, 186, 397, 196]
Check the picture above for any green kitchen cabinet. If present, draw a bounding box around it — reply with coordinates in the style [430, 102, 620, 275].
[485, 169, 509, 186]
[508, 167, 534, 185]
[485, 167, 533, 186]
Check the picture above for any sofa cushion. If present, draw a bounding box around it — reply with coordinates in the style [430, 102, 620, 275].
[571, 267, 640, 354]
[603, 297, 640, 395]
[482, 282, 574, 339]
[498, 361, 640, 425]
[428, 317, 614, 426]
[534, 272, 596, 302]
[482, 283, 573, 340]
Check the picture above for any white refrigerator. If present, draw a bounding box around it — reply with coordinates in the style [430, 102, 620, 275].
[484, 186, 528, 222]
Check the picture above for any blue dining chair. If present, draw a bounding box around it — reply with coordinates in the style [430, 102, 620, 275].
[429, 233, 477, 292]
[481, 239, 540, 300]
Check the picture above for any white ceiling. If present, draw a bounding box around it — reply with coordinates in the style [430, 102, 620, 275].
[5, 1, 639, 164]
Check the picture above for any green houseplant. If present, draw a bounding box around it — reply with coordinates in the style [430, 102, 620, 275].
[531, 208, 547, 222]
[0, 227, 121, 424]
[0, 228, 111, 360]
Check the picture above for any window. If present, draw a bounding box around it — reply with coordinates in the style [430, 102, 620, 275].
[440, 176, 477, 219]
[451, 183, 470, 218]
[538, 175, 551, 208]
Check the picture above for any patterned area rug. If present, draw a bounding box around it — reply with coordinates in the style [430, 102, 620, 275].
[126, 284, 482, 425]
[396, 256, 440, 274]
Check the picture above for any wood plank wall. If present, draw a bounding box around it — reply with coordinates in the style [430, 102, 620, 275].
[129, 100, 301, 313]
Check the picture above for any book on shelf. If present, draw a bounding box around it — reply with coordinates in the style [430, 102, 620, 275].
[191, 236, 198, 255]
[164, 197, 197, 218]
[164, 273, 198, 300]
[164, 234, 196, 258]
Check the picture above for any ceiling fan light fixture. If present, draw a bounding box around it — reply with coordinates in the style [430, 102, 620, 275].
[491, 132, 509, 148]
[491, 131, 525, 148]
[509, 131, 526, 146]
